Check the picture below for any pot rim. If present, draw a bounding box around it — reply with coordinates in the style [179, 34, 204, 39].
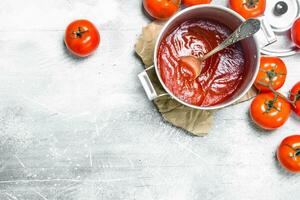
[153, 4, 260, 110]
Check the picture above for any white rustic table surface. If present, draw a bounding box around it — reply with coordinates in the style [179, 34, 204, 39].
[0, 0, 299, 199]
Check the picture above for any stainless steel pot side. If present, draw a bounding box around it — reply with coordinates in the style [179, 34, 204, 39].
[138, 5, 276, 110]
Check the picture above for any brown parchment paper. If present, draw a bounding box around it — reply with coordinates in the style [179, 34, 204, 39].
[135, 21, 257, 136]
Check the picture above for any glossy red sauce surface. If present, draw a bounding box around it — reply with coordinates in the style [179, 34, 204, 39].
[157, 19, 246, 106]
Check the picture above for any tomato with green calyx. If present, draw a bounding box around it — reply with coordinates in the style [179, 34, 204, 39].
[250, 93, 291, 130]
[143, 0, 180, 20]
[64, 19, 100, 57]
[289, 81, 300, 117]
[291, 18, 300, 48]
[277, 135, 300, 173]
[229, 0, 266, 19]
[254, 56, 287, 92]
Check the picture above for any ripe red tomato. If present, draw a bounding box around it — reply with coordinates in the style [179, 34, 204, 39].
[254, 56, 287, 92]
[143, 0, 180, 20]
[289, 81, 300, 117]
[250, 93, 291, 130]
[291, 18, 300, 48]
[229, 0, 266, 19]
[64, 19, 100, 57]
[277, 135, 300, 173]
[182, 0, 212, 7]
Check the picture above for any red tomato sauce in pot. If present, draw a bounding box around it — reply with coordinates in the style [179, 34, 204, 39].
[157, 19, 246, 106]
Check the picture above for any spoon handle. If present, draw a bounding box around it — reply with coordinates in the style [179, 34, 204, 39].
[202, 19, 261, 61]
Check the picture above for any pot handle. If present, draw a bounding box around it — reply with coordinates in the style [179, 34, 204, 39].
[138, 65, 168, 100]
[255, 16, 277, 48]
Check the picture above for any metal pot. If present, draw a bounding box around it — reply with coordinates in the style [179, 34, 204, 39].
[138, 5, 276, 110]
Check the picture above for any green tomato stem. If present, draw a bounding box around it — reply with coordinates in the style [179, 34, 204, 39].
[256, 80, 296, 107]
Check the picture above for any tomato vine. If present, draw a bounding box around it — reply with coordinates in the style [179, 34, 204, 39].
[256, 80, 297, 107]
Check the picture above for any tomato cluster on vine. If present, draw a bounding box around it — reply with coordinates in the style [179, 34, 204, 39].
[250, 56, 300, 130]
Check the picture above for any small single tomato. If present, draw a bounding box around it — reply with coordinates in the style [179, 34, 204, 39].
[143, 0, 180, 20]
[229, 0, 266, 19]
[250, 93, 291, 130]
[277, 135, 300, 173]
[64, 19, 100, 57]
[289, 81, 300, 117]
[254, 56, 287, 92]
[182, 0, 212, 7]
[291, 18, 300, 48]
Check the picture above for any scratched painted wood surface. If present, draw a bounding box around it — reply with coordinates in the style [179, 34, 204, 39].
[0, 0, 299, 199]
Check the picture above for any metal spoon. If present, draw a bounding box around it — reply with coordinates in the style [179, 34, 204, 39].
[179, 18, 261, 79]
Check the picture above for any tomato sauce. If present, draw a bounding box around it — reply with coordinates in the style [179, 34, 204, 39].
[157, 19, 246, 106]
